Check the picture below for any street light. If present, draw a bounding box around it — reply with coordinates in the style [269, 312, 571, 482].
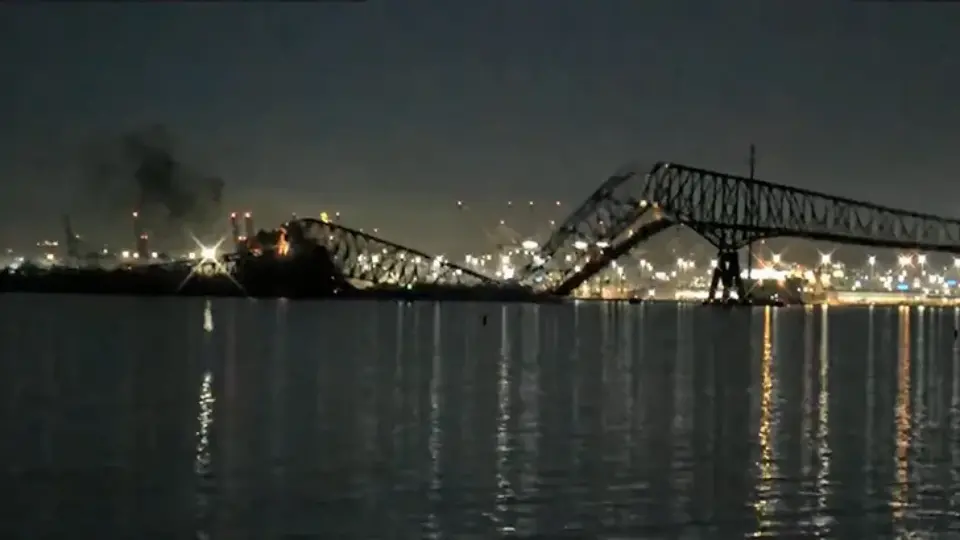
[820, 253, 831, 265]
[898, 254, 912, 268]
[772, 253, 781, 264]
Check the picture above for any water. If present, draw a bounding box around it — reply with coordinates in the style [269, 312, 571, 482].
[1, 295, 959, 539]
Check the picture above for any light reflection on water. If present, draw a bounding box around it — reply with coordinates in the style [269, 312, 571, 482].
[752, 306, 777, 537]
[5, 296, 960, 538]
[195, 370, 214, 540]
[815, 304, 832, 536]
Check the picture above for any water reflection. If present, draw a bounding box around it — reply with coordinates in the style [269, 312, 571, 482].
[753, 306, 778, 536]
[203, 300, 214, 333]
[815, 305, 833, 536]
[494, 305, 513, 536]
[6, 298, 960, 538]
[866, 306, 876, 502]
[195, 370, 215, 540]
[893, 306, 912, 527]
[426, 303, 441, 539]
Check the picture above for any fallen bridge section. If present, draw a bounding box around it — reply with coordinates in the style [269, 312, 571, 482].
[288, 218, 502, 289]
[552, 219, 673, 295]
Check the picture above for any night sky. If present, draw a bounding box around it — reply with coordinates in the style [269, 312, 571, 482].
[2, 2, 959, 256]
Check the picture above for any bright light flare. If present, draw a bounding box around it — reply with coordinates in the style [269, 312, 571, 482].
[177, 234, 246, 295]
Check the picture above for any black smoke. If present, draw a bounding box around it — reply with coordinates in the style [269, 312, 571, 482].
[78, 124, 225, 243]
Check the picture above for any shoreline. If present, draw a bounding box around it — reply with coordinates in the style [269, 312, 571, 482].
[2, 285, 954, 307]
[3, 268, 951, 307]
[0, 265, 559, 303]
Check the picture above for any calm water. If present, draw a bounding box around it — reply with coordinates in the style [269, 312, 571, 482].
[1, 295, 959, 539]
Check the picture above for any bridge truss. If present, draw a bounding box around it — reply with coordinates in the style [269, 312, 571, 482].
[522, 162, 960, 300]
[289, 218, 501, 288]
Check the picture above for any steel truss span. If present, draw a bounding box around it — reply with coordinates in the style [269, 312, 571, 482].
[294, 218, 500, 288]
[522, 161, 960, 295]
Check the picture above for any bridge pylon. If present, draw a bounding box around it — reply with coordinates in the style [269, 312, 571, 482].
[707, 249, 746, 303]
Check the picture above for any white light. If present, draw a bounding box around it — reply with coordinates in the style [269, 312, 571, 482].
[573, 240, 588, 250]
[200, 246, 218, 260]
[820, 253, 831, 265]
[521, 240, 539, 250]
[868, 255, 876, 265]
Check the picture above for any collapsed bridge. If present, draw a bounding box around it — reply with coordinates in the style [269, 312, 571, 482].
[518, 162, 960, 300]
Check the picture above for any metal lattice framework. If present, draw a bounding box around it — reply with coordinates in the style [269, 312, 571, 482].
[292, 218, 501, 288]
[521, 161, 960, 292]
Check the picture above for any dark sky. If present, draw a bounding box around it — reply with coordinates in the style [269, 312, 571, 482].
[2, 2, 959, 255]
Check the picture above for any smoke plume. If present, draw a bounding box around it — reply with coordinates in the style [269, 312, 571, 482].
[79, 124, 225, 242]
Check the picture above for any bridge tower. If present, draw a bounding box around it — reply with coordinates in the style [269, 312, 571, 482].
[707, 249, 747, 302]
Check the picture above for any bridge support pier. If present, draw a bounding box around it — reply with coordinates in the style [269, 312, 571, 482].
[707, 250, 747, 304]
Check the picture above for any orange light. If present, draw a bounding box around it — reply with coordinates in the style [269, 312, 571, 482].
[277, 227, 290, 256]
